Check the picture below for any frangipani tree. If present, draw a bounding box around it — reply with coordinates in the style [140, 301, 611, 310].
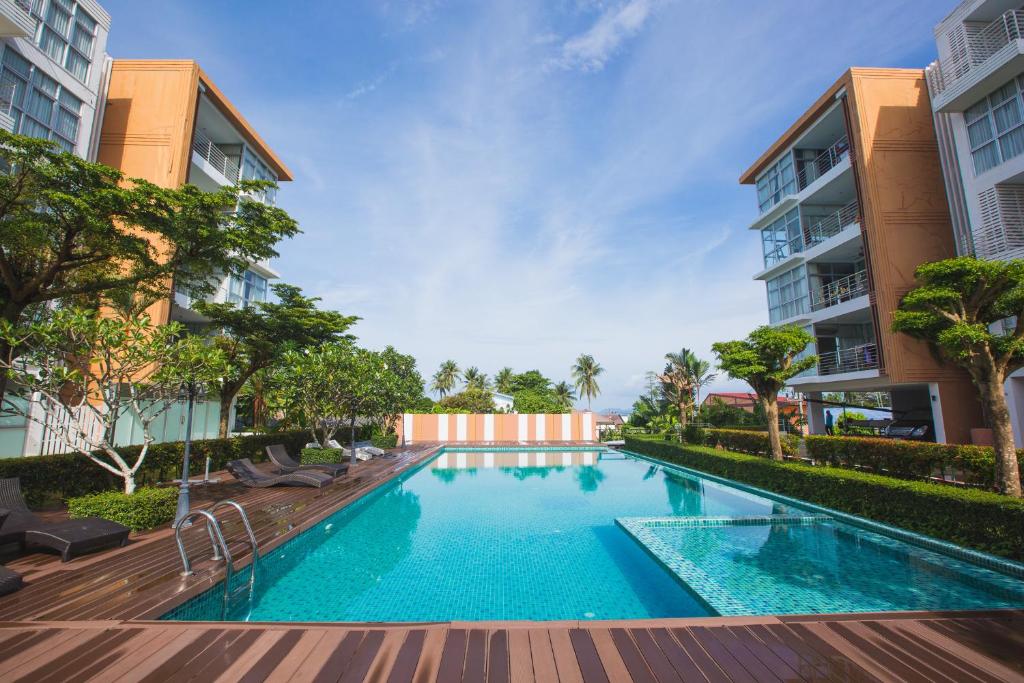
[712, 325, 815, 461]
[0, 309, 227, 493]
[892, 257, 1024, 497]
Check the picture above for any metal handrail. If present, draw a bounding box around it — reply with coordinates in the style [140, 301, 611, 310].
[191, 127, 240, 182]
[804, 200, 859, 246]
[932, 10, 1024, 95]
[796, 136, 849, 190]
[818, 343, 879, 375]
[763, 233, 804, 266]
[810, 269, 869, 311]
[209, 500, 259, 570]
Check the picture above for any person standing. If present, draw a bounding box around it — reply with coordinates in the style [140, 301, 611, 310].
[825, 410, 835, 436]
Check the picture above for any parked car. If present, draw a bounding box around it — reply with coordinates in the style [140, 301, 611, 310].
[881, 413, 934, 441]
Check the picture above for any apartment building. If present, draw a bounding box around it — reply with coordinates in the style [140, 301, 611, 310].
[96, 59, 293, 436]
[926, 0, 1024, 445]
[740, 68, 981, 443]
[0, 0, 110, 158]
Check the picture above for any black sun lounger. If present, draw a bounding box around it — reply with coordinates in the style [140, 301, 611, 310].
[226, 459, 334, 488]
[265, 444, 349, 477]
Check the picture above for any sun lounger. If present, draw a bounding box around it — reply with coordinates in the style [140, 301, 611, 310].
[0, 565, 21, 596]
[226, 459, 334, 488]
[265, 444, 349, 477]
[0, 478, 130, 562]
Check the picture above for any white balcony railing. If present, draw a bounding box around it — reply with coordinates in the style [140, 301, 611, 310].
[931, 10, 1024, 96]
[0, 78, 15, 117]
[192, 127, 240, 183]
[818, 343, 879, 376]
[796, 136, 849, 191]
[809, 269, 869, 311]
[762, 200, 860, 267]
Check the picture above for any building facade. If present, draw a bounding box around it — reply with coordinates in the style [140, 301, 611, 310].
[926, 0, 1024, 446]
[0, 0, 110, 158]
[740, 68, 981, 444]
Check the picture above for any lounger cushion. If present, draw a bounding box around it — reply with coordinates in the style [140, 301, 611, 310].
[24, 518, 130, 562]
[0, 566, 22, 597]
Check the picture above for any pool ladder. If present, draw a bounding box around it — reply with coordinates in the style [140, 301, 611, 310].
[174, 500, 260, 619]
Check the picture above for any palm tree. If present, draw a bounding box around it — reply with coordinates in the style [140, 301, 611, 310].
[494, 367, 515, 394]
[572, 354, 603, 410]
[657, 348, 714, 431]
[431, 360, 460, 397]
[553, 381, 576, 411]
[691, 359, 717, 421]
[463, 366, 489, 391]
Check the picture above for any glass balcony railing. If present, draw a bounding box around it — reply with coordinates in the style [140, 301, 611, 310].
[809, 269, 869, 311]
[818, 343, 879, 376]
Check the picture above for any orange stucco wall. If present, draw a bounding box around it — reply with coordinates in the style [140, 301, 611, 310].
[397, 413, 596, 443]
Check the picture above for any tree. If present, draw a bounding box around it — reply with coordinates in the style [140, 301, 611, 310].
[463, 366, 489, 391]
[494, 367, 515, 394]
[506, 370, 551, 394]
[431, 360, 460, 397]
[552, 381, 576, 411]
[435, 388, 495, 413]
[572, 354, 603, 410]
[656, 349, 714, 433]
[892, 257, 1024, 497]
[513, 389, 564, 414]
[712, 325, 815, 461]
[0, 308, 227, 493]
[366, 346, 424, 441]
[0, 131, 299, 405]
[194, 283, 357, 437]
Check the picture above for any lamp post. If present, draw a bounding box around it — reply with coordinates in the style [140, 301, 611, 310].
[174, 379, 206, 527]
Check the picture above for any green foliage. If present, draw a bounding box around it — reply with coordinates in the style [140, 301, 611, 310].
[0, 308, 228, 493]
[494, 367, 515, 394]
[512, 388, 565, 414]
[657, 348, 716, 427]
[194, 283, 358, 436]
[431, 360, 461, 397]
[67, 487, 177, 531]
[835, 411, 870, 435]
[804, 435, 1024, 489]
[371, 430, 399, 448]
[434, 388, 495, 413]
[682, 424, 709, 445]
[697, 397, 761, 427]
[300, 447, 345, 464]
[0, 431, 309, 507]
[625, 436, 1024, 561]
[552, 381, 576, 411]
[571, 354, 603, 409]
[505, 370, 551, 394]
[712, 325, 816, 396]
[705, 428, 799, 457]
[463, 366, 489, 391]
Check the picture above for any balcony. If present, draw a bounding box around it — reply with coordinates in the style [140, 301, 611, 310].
[191, 127, 241, 184]
[757, 200, 860, 278]
[810, 269, 869, 311]
[930, 10, 1024, 111]
[0, 77, 15, 133]
[0, 0, 35, 38]
[818, 343, 879, 376]
[797, 137, 849, 191]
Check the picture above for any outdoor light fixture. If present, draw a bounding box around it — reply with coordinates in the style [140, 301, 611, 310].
[174, 379, 205, 526]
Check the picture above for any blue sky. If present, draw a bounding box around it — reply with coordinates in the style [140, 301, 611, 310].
[104, 0, 954, 411]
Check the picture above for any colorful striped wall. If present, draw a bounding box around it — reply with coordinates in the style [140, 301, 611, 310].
[399, 412, 595, 444]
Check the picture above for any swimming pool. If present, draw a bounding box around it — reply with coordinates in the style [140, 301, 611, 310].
[163, 447, 1024, 622]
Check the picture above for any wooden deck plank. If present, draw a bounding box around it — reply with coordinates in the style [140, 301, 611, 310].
[548, 628, 584, 683]
[746, 624, 843, 683]
[827, 622, 950, 683]
[507, 628, 535, 683]
[305, 630, 363, 683]
[412, 625, 447, 683]
[528, 628, 560, 683]
[367, 629, 410, 683]
[80, 626, 172, 682]
[386, 629, 427, 683]
[487, 629, 510, 683]
[212, 630, 286, 683]
[685, 627, 760, 683]
[586, 629, 630, 683]
[647, 628, 707, 683]
[784, 623, 895, 683]
[436, 628, 469, 683]
[235, 629, 306, 683]
[339, 630, 387, 683]
[609, 628, 656, 683]
[702, 625, 786, 682]
[901, 620, 1023, 683]
[860, 621, 994, 683]
[463, 629, 489, 683]
[4, 628, 110, 682]
[110, 628, 205, 682]
[627, 628, 683, 683]
[568, 629, 609, 683]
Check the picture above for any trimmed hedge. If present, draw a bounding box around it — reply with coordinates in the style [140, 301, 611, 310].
[702, 428, 799, 458]
[0, 431, 310, 507]
[67, 487, 178, 531]
[805, 435, 1024, 489]
[300, 447, 347, 465]
[624, 436, 1024, 561]
[371, 431, 398, 449]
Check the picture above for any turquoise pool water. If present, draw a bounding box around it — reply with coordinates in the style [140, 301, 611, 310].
[163, 448, 1024, 622]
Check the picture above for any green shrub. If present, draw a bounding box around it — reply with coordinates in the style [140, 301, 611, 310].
[0, 430, 310, 507]
[300, 447, 346, 464]
[67, 487, 178, 531]
[682, 424, 709, 445]
[705, 428, 799, 457]
[371, 430, 398, 449]
[624, 436, 1024, 561]
[804, 435, 1024, 489]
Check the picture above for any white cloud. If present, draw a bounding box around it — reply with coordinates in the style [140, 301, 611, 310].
[558, 0, 656, 71]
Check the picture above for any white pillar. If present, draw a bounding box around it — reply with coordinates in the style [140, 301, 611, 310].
[928, 383, 948, 444]
[806, 392, 826, 435]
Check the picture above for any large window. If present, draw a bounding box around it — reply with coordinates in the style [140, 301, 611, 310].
[227, 270, 268, 308]
[1, 48, 82, 152]
[756, 153, 796, 213]
[966, 76, 1024, 176]
[31, 0, 98, 84]
[241, 149, 278, 205]
[761, 208, 802, 266]
[767, 265, 808, 323]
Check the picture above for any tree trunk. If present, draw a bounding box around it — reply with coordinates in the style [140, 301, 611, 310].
[123, 471, 136, 495]
[761, 395, 783, 461]
[350, 414, 358, 465]
[677, 401, 688, 440]
[218, 393, 232, 439]
[979, 375, 1022, 497]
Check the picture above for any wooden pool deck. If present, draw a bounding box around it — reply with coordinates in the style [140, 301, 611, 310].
[0, 442, 1022, 682]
